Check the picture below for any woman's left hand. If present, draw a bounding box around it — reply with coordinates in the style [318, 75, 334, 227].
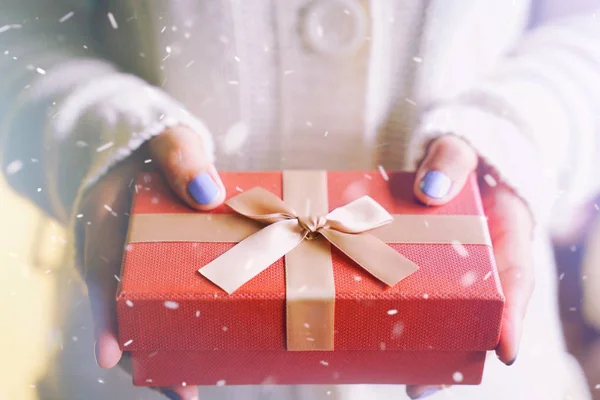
[406, 135, 535, 399]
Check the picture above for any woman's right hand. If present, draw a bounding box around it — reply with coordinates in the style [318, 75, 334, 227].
[78, 126, 225, 400]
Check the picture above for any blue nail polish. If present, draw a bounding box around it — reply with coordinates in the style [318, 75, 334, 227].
[415, 387, 441, 399]
[420, 170, 452, 199]
[187, 173, 220, 205]
[163, 391, 182, 400]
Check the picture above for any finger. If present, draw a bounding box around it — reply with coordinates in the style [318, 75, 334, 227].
[82, 175, 131, 369]
[487, 188, 535, 365]
[149, 125, 226, 211]
[413, 135, 478, 206]
[85, 236, 123, 369]
[406, 385, 445, 399]
[162, 386, 200, 400]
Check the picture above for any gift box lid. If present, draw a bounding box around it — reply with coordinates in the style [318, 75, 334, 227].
[117, 171, 504, 353]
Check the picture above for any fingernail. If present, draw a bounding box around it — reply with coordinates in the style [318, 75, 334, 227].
[163, 391, 182, 400]
[414, 387, 441, 399]
[187, 172, 220, 205]
[420, 170, 452, 199]
[93, 341, 99, 367]
[507, 356, 517, 366]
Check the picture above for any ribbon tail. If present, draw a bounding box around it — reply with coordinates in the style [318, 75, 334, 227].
[199, 219, 306, 294]
[320, 229, 419, 286]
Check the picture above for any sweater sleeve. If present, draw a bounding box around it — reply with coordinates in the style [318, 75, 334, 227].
[407, 7, 600, 227]
[0, 0, 214, 223]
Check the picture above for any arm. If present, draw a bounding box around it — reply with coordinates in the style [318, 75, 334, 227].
[0, 0, 214, 223]
[408, 3, 600, 227]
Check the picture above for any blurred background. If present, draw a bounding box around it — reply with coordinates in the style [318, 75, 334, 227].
[0, 174, 167, 399]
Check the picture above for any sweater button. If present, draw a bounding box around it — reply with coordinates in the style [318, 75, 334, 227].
[302, 0, 368, 56]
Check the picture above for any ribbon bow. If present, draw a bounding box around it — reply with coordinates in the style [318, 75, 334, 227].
[199, 187, 418, 295]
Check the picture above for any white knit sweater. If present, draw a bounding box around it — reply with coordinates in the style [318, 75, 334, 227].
[2, 0, 600, 336]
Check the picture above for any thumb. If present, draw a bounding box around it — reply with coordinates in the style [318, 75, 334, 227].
[413, 135, 478, 206]
[149, 125, 226, 211]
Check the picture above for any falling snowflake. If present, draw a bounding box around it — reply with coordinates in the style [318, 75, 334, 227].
[423, 293, 429, 299]
[126, 300, 134, 307]
[216, 380, 226, 386]
[453, 371, 464, 383]
[146, 379, 153, 383]
[181, 382, 187, 387]
[96, 142, 114, 152]
[227, 80, 239, 85]
[413, 56, 423, 63]
[404, 98, 417, 106]
[72, 336, 78, 342]
[195, 310, 201, 317]
[483, 174, 497, 187]
[451, 240, 469, 257]
[320, 360, 329, 366]
[222, 326, 228, 332]
[483, 271, 492, 281]
[222, 122, 249, 155]
[559, 273, 565, 280]
[107, 12, 118, 29]
[380, 342, 386, 350]
[114, 275, 120, 282]
[306, 337, 316, 342]
[123, 339, 133, 347]
[144, 159, 152, 164]
[570, 245, 577, 252]
[5, 160, 23, 175]
[97, 378, 105, 384]
[377, 165, 389, 181]
[234, 56, 240, 62]
[354, 276, 362, 282]
[59, 11, 75, 23]
[0, 24, 23, 34]
[235, 186, 243, 192]
[304, 323, 310, 328]
[392, 322, 404, 338]
[103, 204, 117, 217]
[387, 309, 398, 316]
[595, 384, 600, 389]
[164, 301, 180, 310]
[461, 271, 477, 287]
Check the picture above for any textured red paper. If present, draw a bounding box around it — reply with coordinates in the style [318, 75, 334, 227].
[117, 171, 504, 386]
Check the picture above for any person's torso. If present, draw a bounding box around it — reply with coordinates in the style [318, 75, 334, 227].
[96, 0, 531, 171]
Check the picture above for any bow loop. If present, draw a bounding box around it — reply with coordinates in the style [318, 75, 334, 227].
[325, 196, 394, 234]
[225, 187, 297, 224]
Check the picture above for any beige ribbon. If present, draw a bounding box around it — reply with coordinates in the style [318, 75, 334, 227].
[127, 171, 492, 351]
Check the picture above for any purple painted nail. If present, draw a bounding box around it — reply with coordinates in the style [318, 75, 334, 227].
[187, 172, 220, 205]
[420, 170, 452, 199]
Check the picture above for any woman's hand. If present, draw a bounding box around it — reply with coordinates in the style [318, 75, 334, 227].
[77, 126, 225, 400]
[407, 136, 535, 399]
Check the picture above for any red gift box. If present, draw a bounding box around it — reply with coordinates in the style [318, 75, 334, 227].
[117, 171, 504, 387]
